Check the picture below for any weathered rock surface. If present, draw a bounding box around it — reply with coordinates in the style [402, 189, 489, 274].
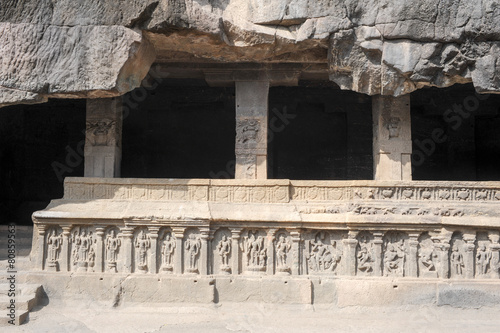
[2, 0, 500, 106]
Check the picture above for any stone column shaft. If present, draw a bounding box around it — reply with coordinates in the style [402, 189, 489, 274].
[290, 231, 301, 275]
[200, 229, 210, 275]
[61, 226, 72, 272]
[235, 81, 269, 179]
[372, 95, 412, 180]
[149, 227, 160, 274]
[36, 224, 46, 271]
[373, 232, 384, 276]
[343, 233, 358, 276]
[408, 234, 419, 278]
[173, 228, 185, 275]
[489, 232, 500, 279]
[230, 228, 242, 275]
[463, 233, 476, 279]
[121, 228, 134, 273]
[95, 227, 105, 273]
[267, 229, 277, 275]
[85, 97, 122, 178]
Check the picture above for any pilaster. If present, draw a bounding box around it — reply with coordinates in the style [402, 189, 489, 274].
[463, 232, 476, 279]
[172, 227, 185, 275]
[230, 228, 242, 275]
[121, 227, 134, 273]
[235, 81, 269, 179]
[85, 97, 122, 177]
[372, 232, 384, 276]
[372, 95, 412, 180]
[148, 227, 160, 274]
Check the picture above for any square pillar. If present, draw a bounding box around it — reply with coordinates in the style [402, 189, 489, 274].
[372, 95, 412, 180]
[85, 97, 122, 178]
[235, 81, 269, 179]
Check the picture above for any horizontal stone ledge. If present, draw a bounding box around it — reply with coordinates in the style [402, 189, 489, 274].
[61, 177, 500, 203]
[19, 273, 500, 307]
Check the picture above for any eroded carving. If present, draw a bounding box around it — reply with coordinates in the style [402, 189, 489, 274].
[356, 234, 374, 275]
[450, 233, 466, 278]
[46, 228, 62, 271]
[71, 227, 95, 272]
[185, 233, 202, 274]
[241, 230, 267, 272]
[217, 234, 231, 273]
[383, 232, 407, 277]
[418, 233, 437, 278]
[134, 229, 151, 273]
[275, 232, 292, 274]
[160, 231, 176, 273]
[86, 120, 116, 146]
[305, 231, 342, 275]
[105, 228, 121, 273]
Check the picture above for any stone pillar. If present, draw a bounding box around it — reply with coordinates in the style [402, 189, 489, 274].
[230, 228, 242, 275]
[488, 231, 500, 279]
[94, 226, 105, 273]
[267, 229, 277, 275]
[463, 232, 476, 279]
[148, 227, 160, 274]
[437, 237, 451, 279]
[372, 232, 384, 276]
[408, 232, 420, 278]
[372, 95, 412, 180]
[235, 81, 269, 179]
[36, 224, 46, 271]
[85, 97, 122, 178]
[290, 230, 301, 275]
[121, 227, 134, 273]
[172, 227, 185, 275]
[61, 226, 72, 272]
[343, 231, 358, 276]
[199, 228, 210, 275]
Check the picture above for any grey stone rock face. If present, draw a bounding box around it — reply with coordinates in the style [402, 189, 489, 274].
[2, 0, 500, 106]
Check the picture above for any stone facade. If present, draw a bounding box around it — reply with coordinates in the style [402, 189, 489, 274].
[33, 178, 500, 281]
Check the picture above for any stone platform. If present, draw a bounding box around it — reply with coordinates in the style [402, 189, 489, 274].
[29, 178, 500, 286]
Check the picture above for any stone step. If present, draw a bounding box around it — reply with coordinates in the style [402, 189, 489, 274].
[0, 283, 42, 326]
[0, 310, 29, 326]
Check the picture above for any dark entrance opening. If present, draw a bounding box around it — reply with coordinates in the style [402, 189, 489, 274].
[411, 84, 500, 181]
[0, 99, 86, 225]
[122, 79, 236, 179]
[269, 84, 373, 180]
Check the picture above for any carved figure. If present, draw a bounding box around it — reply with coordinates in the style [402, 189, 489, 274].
[185, 234, 201, 273]
[307, 233, 342, 273]
[160, 233, 176, 272]
[236, 119, 259, 144]
[47, 229, 62, 270]
[384, 239, 405, 276]
[217, 234, 231, 272]
[240, 231, 267, 271]
[106, 229, 121, 272]
[418, 245, 436, 273]
[134, 230, 150, 272]
[476, 245, 492, 276]
[357, 237, 373, 273]
[450, 244, 464, 276]
[388, 117, 401, 138]
[88, 246, 95, 272]
[276, 234, 291, 272]
[71, 228, 94, 271]
[87, 120, 115, 146]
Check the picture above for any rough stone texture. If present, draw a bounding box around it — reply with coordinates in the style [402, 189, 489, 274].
[3, 1, 500, 106]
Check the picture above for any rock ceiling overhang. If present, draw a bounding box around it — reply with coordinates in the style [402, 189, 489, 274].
[1, 0, 500, 108]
